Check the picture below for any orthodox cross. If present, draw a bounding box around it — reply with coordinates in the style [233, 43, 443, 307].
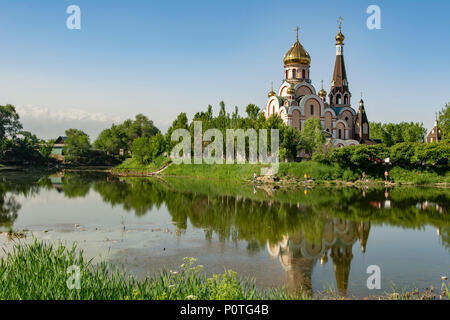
[339, 17, 343, 31]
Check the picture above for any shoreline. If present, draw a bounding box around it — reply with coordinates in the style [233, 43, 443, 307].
[1, 239, 448, 300]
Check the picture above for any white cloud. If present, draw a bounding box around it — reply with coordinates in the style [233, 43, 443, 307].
[15, 105, 123, 140]
[16, 105, 122, 123]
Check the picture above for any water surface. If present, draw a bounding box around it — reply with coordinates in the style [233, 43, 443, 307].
[0, 171, 448, 297]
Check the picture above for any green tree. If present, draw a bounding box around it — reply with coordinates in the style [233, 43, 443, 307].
[369, 121, 426, 146]
[94, 124, 128, 155]
[166, 113, 190, 153]
[94, 114, 159, 156]
[64, 129, 91, 164]
[438, 103, 450, 139]
[280, 126, 302, 161]
[132, 136, 152, 165]
[300, 118, 325, 157]
[0, 104, 22, 141]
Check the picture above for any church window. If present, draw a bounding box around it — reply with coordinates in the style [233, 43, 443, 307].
[302, 70, 306, 79]
[345, 116, 349, 122]
[344, 95, 348, 104]
[286, 70, 288, 79]
[310, 104, 314, 115]
[363, 123, 368, 134]
[336, 94, 341, 104]
[338, 129, 342, 139]
[293, 69, 297, 79]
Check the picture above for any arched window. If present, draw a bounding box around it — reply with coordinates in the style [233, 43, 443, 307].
[293, 69, 297, 79]
[338, 129, 342, 139]
[344, 95, 348, 104]
[336, 94, 341, 104]
[310, 104, 314, 115]
[363, 123, 368, 134]
[285, 70, 288, 79]
[345, 116, 349, 123]
[302, 70, 306, 79]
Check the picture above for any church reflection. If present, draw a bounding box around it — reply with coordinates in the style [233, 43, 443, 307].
[267, 218, 371, 297]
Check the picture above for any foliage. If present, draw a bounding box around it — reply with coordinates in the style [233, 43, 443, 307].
[0, 104, 22, 141]
[94, 114, 160, 156]
[64, 129, 91, 164]
[369, 121, 426, 146]
[0, 240, 302, 300]
[438, 102, 450, 140]
[132, 132, 166, 165]
[299, 118, 325, 157]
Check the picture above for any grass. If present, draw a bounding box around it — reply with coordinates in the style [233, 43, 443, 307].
[162, 160, 449, 185]
[1, 240, 448, 300]
[115, 155, 171, 173]
[0, 239, 306, 300]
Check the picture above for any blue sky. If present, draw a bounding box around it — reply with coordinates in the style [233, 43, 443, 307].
[0, 0, 448, 139]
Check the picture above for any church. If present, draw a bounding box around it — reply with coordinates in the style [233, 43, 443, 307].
[265, 19, 374, 147]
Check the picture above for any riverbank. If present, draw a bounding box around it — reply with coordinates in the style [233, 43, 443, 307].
[1, 239, 448, 300]
[113, 159, 450, 186]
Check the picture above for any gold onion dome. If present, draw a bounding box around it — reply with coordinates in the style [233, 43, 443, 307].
[283, 27, 311, 66]
[318, 88, 327, 97]
[318, 80, 327, 97]
[336, 31, 345, 45]
[268, 82, 276, 98]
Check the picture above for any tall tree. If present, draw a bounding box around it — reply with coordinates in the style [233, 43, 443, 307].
[300, 118, 325, 157]
[0, 104, 22, 141]
[64, 129, 91, 164]
[438, 102, 450, 140]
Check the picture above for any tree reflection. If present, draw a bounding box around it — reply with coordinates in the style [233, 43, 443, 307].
[0, 171, 449, 296]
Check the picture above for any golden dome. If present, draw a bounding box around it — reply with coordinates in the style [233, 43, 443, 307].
[318, 88, 327, 97]
[283, 27, 311, 66]
[318, 80, 327, 97]
[336, 31, 345, 45]
[268, 81, 276, 98]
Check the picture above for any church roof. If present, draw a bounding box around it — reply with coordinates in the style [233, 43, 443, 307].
[332, 106, 345, 115]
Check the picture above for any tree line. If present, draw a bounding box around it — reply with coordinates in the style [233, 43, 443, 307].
[0, 102, 449, 167]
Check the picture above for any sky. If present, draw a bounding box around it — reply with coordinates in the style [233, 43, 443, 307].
[0, 0, 449, 140]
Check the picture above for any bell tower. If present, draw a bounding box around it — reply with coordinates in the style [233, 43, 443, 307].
[329, 17, 351, 107]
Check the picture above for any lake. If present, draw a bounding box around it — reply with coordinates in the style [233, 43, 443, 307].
[0, 171, 448, 298]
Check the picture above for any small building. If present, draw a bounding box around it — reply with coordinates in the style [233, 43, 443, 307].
[426, 119, 442, 143]
[51, 136, 67, 161]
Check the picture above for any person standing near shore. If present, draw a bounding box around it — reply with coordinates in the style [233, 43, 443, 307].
[384, 170, 389, 182]
[304, 173, 308, 184]
[253, 172, 257, 183]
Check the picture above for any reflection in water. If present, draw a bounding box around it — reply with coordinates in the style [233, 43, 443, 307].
[0, 171, 449, 296]
[267, 219, 371, 296]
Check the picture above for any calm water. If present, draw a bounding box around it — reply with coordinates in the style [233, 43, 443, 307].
[0, 171, 449, 297]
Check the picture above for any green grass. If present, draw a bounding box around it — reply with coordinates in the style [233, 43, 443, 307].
[115, 155, 171, 172]
[0, 239, 306, 300]
[114, 156, 449, 185]
[163, 160, 448, 184]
